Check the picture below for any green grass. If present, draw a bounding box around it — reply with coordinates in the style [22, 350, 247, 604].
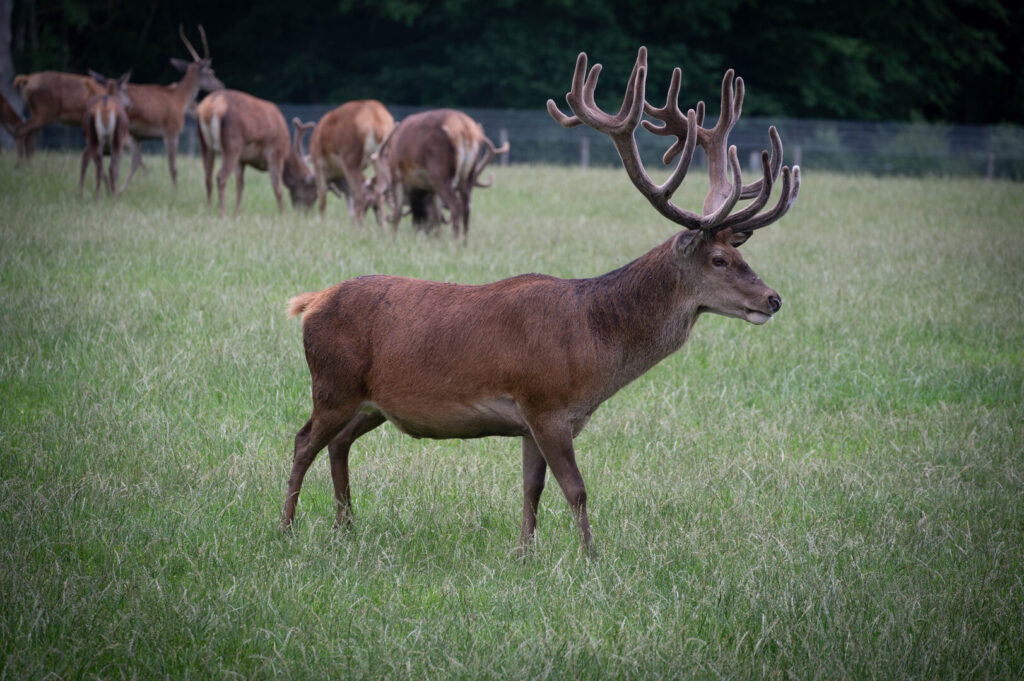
[1, 151, 1022, 680]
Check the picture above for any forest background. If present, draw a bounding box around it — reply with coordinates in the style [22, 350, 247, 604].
[1, 0, 1022, 126]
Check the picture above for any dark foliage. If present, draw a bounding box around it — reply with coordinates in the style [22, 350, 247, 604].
[9, 0, 1023, 124]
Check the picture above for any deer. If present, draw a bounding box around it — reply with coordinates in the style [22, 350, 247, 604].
[293, 100, 395, 224]
[196, 89, 316, 216]
[77, 71, 131, 199]
[281, 47, 800, 556]
[12, 70, 105, 162]
[120, 25, 224, 190]
[370, 108, 509, 239]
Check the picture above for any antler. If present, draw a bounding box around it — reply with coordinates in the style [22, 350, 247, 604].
[198, 24, 210, 60]
[472, 137, 510, 188]
[547, 47, 800, 238]
[291, 118, 315, 159]
[179, 25, 201, 62]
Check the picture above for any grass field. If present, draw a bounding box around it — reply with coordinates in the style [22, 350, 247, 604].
[1, 152, 1022, 679]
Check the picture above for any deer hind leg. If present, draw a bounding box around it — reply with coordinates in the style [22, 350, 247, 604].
[281, 396, 368, 530]
[525, 415, 593, 555]
[519, 435, 548, 553]
[326, 410, 386, 527]
[199, 135, 214, 207]
[233, 164, 246, 217]
[216, 147, 241, 217]
[431, 176, 463, 239]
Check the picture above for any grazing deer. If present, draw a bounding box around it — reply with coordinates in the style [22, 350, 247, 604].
[13, 71, 104, 162]
[78, 71, 131, 199]
[295, 100, 395, 224]
[196, 89, 316, 216]
[282, 48, 800, 555]
[371, 108, 508, 239]
[121, 25, 224, 190]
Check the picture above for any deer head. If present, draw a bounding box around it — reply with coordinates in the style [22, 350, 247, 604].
[548, 47, 800, 324]
[173, 25, 224, 92]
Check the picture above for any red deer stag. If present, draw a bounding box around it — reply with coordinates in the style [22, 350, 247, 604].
[296, 100, 395, 223]
[13, 71, 104, 162]
[197, 89, 316, 216]
[121, 25, 224, 189]
[78, 71, 131, 199]
[282, 48, 800, 555]
[371, 108, 508, 239]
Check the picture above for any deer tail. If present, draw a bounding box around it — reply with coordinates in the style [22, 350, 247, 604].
[287, 292, 318, 318]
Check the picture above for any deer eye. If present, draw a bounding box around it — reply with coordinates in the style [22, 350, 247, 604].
[712, 256, 728, 268]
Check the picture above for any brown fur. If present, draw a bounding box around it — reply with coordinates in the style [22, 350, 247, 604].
[282, 47, 800, 556]
[196, 89, 315, 216]
[121, 56, 223, 190]
[78, 72, 131, 200]
[13, 71, 104, 162]
[306, 100, 394, 223]
[282, 229, 782, 554]
[372, 108, 508, 240]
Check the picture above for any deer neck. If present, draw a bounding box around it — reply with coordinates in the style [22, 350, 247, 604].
[282, 152, 310, 189]
[583, 238, 701, 379]
[171, 66, 202, 108]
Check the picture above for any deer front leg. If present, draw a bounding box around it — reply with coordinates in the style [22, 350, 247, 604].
[520, 435, 548, 553]
[269, 159, 286, 214]
[233, 164, 246, 217]
[525, 415, 594, 555]
[165, 132, 179, 188]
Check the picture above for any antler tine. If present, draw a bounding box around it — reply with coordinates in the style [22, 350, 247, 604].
[198, 25, 210, 60]
[548, 48, 648, 136]
[712, 149, 775, 232]
[470, 136, 509, 188]
[727, 165, 801, 234]
[179, 25, 201, 62]
[738, 126, 784, 198]
[291, 117, 314, 158]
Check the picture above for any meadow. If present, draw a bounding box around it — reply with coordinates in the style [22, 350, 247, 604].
[1, 152, 1022, 679]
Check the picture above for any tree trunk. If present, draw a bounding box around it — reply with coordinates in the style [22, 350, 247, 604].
[0, 0, 19, 150]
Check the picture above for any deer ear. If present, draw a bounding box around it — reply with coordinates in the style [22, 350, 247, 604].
[170, 58, 190, 72]
[87, 69, 107, 85]
[672, 230, 702, 258]
[729, 231, 752, 247]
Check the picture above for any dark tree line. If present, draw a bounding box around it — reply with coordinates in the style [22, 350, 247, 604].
[8, 0, 1023, 124]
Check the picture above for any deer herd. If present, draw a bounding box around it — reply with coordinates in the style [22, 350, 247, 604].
[9, 35, 802, 554]
[7, 26, 509, 238]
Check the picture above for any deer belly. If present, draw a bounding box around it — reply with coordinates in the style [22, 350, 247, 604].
[375, 396, 530, 439]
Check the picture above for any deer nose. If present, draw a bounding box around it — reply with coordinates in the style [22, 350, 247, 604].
[768, 295, 782, 313]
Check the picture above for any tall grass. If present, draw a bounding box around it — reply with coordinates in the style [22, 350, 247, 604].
[1, 152, 1022, 679]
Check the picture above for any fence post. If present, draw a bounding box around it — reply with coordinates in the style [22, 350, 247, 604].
[581, 136, 590, 168]
[793, 145, 802, 167]
[499, 128, 509, 166]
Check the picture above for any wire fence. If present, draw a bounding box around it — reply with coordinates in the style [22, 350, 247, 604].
[20, 103, 1024, 180]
